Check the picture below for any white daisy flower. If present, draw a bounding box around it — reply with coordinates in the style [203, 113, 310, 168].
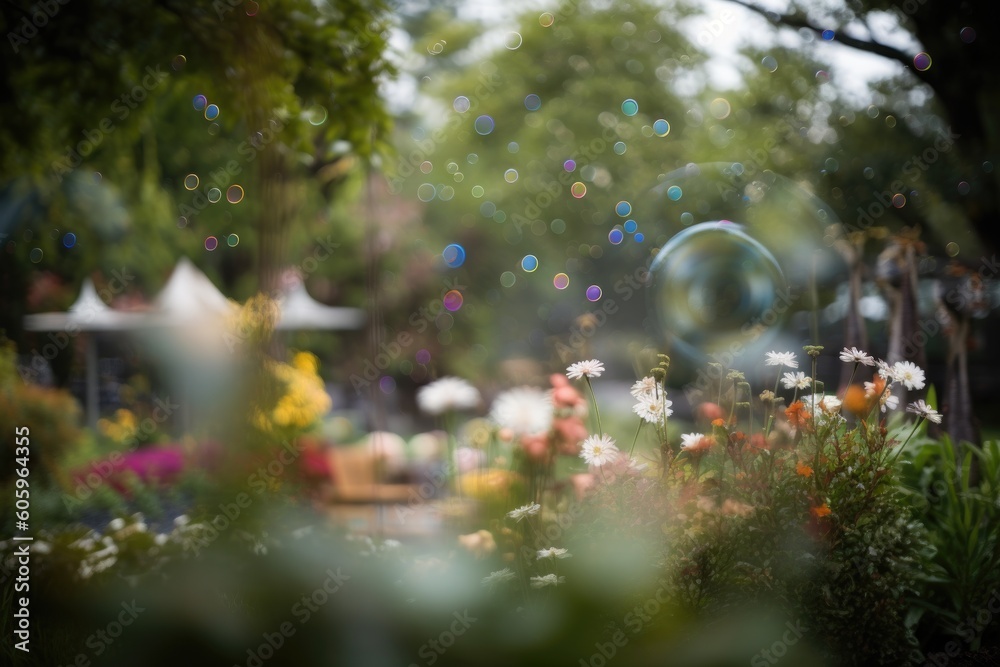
[536, 547, 572, 560]
[680, 433, 713, 453]
[490, 387, 553, 436]
[865, 380, 899, 412]
[481, 567, 517, 589]
[580, 434, 619, 466]
[630, 376, 659, 400]
[632, 396, 672, 423]
[876, 359, 893, 380]
[417, 377, 481, 415]
[839, 347, 875, 366]
[907, 400, 942, 424]
[765, 351, 798, 368]
[801, 394, 842, 416]
[781, 372, 812, 390]
[108, 518, 125, 532]
[891, 361, 926, 391]
[530, 574, 566, 588]
[566, 359, 605, 380]
[506, 503, 542, 522]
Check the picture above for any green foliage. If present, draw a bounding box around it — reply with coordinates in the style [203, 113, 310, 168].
[0, 337, 81, 486]
[900, 436, 1000, 648]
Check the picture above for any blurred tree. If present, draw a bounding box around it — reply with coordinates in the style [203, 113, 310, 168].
[0, 0, 393, 343]
[720, 0, 999, 253]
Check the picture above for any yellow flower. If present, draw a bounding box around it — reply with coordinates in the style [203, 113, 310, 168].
[458, 469, 517, 499]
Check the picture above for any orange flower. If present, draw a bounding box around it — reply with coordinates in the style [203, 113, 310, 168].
[810, 503, 831, 518]
[796, 461, 814, 477]
[711, 418, 725, 428]
[785, 401, 811, 428]
[842, 384, 868, 416]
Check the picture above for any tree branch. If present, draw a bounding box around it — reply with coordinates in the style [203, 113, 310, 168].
[721, 0, 922, 78]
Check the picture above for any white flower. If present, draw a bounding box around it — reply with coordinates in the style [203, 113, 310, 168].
[765, 351, 798, 368]
[580, 434, 619, 466]
[680, 433, 713, 453]
[490, 387, 553, 436]
[154, 534, 168, 546]
[481, 568, 517, 589]
[566, 359, 605, 380]
[839, 347, 875, 366]
[907, 400, 942, 424]
[876, 359, 893, 379]
[173, 514, 190, 527]
[108, 518, 125, 532]
[865, 380, 899, 412]
[32, 541, 51, 555]
[417, 377, 481, 415]
[891, 361, 926, 391]
[536, 547, 572, 560]
[530, 574, 566, 588]
[781, 372, 812, 390]
[632, 396, 672, 423]
[507, 503, 541, 522]
[801, 394, 842, 416]
[630, 376, 658, 399]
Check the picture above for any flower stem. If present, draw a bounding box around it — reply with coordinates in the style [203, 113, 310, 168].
[585, 377, 603, 435]
[628, 420, 643, 457]
[887, 418, 923, 468]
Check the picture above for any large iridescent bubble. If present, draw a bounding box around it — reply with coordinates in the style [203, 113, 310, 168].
[638, 162, 844, 362]
[649, 222, 785, 360]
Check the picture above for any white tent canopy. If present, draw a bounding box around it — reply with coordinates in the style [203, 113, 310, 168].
[151, 256, 236, 324]
[22, 258, 365, 427]
[23, 278, 144, 332]
[276, 279, 366, 330]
